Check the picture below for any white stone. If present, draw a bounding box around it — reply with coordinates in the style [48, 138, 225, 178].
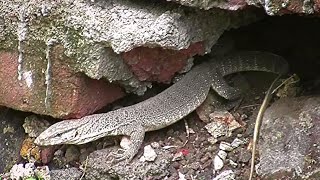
[140, 145, 157, 162]
[231, 138, 246, 148]
[214, 150, 227, 171]
[219, 141, 233, 151]
[10, 163, 35, 180]
[120, 136, 131, 149]
[212, 170, 235, 180]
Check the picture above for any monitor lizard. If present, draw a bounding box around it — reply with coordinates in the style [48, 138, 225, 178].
[35, 51, 289, 162]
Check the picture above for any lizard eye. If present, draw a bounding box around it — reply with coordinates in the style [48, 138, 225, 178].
[56, 133, 63, 137]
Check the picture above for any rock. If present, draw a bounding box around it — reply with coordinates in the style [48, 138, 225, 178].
[40, 147, 55, 164]
[65, 145, 80, 163]
[8, 163, 50, 180]
[84, 146, 171, 179]
[196, 93, 220, 123]
[237, 148, 251, 163]
[20, 138, 41, 163]
[170, 0, 320, 15]
[212, 170, 235, 180]
[140, 145, 157, 162]
[167, 0, 247, 11]
[214, 150, 227, 170]
[122, 42, 204, 83]
[257, 96, 320, 179]
[0, 50, 125, 119]
[0, 108, 25, 173]
[9, 163, 36, 180]
[205, 111, 241, 141]
[0, 0, 261, 116]
[230, 138, 246, 149]
[247, 0, 317, 15]
[178, 171, 187, 180]
[23, 115, 50, 138]
[172, 151, 184, 161]
[219, 141, 234, 152]
[50, 167, 82, 180]
[150, 142, 160, 149]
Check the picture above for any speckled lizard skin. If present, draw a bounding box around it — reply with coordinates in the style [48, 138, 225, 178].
[35, 51, 288, 162]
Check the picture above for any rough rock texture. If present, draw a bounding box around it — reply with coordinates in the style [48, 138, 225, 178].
[170, 0, 320, 15]
[84, 146, 172, 179]
[0, 0, 260, 117]
[257, 96, 320, 179]
[0, 108, 25, 173]
[0, 48, 125, 118]
[168, 0, 247, 10]
[246, 0, 317, 15]
[122, 42, 205, 83]
[50, 167, 82, 180]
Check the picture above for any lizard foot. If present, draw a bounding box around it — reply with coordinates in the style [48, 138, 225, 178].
[107, 148, 135, 164]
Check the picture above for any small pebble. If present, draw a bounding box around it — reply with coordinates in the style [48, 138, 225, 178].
[231, 138, 246, 148]
[171, 161, 180, 169]
[54, 149, 64, 157]
[140, 145, 157, 162]
[188, 128, 195, 134]
[207, 137, 218, 145]
[212, 170, 235, 180]
[150, 142, 160, 148]
[178, 171, 187, 180]
[189, 162, 200, 170]
[219, 141, 234, 151]
[214, 150, 227, 170]
[172, 151, 184, 161]
[213, 155, 224, 171]
[229, 159, 238, 168]
[120, 136, 131, 149]
[238, 148, 251, 163]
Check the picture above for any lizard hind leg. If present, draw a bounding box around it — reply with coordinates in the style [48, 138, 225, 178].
[110, 124, 145, 163]
[211, 70, 242, 100]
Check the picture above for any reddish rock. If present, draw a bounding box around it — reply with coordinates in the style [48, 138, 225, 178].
[0, 46, 125, 119]
[40, 146, 56, 164]
[122, 42, 205, 83]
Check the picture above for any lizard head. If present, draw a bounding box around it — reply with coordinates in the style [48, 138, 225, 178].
[34, 118, 98, 146]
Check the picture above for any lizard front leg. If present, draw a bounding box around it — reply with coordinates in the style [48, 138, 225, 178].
[111, 124, 145, 163]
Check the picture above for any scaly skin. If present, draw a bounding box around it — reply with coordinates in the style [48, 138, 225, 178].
[35, 51, 288, 162]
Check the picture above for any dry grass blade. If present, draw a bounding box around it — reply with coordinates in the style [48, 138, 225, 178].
[249, 75, 281, 180]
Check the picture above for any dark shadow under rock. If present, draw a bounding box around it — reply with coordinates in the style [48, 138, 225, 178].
[257, 96, 320, 179]
[0, 108, 26, 173]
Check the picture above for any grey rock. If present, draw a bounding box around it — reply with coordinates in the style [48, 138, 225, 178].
[257, 96, 320, 179]
[0, 0, 261, 94]
[237, 148, 251, 163]
[50, 167, 82, 180]
[22, 115, 50, 138]
[84, 146, 172, 179]
[65, 145, 80, 163]
[167, 0, 245, 11]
